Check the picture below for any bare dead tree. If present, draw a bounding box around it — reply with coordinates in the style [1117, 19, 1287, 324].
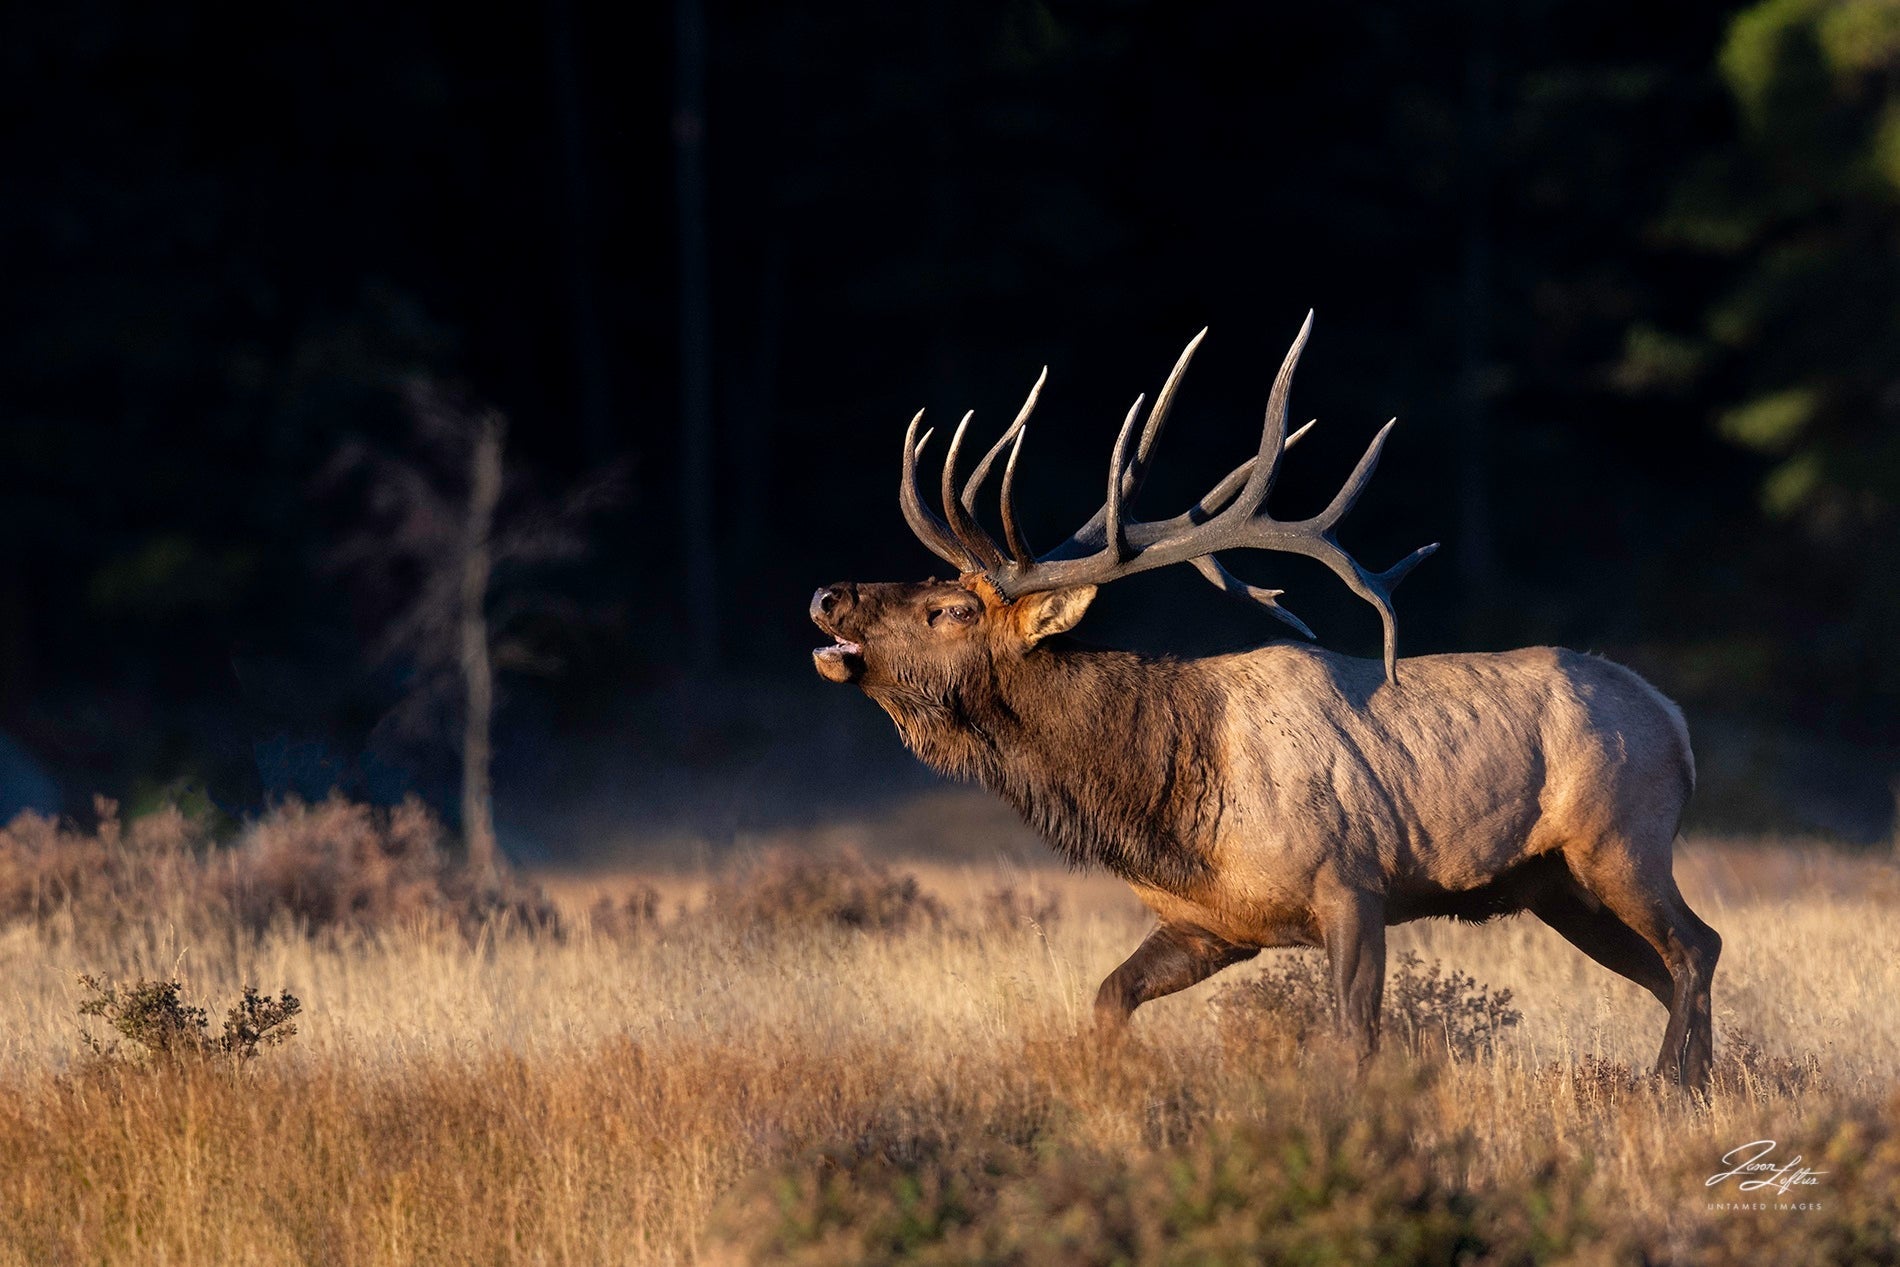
[458, 415, 504, 882]
[326, 382, 616, 885]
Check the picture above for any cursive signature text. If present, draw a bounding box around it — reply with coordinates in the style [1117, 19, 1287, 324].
[1705, 1140, 1827, 1195]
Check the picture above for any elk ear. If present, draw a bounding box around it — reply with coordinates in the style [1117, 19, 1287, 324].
[1015, 586, 1097, 648]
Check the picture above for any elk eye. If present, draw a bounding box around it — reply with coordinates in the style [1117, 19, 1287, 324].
[928, 604, 977, 627]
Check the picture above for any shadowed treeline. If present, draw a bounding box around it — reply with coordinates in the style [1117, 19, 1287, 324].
[2, 0, 1898, 842]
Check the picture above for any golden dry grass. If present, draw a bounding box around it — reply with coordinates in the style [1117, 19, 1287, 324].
[0, 790, 1895, 1264]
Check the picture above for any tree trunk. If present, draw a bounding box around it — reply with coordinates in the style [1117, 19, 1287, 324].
[548, 0, 615, 462]
[1457, 18, 1501, 609]
[729, 233, 785, 645]
[460, 416, 505, 886]
[674, 0, 717, 672]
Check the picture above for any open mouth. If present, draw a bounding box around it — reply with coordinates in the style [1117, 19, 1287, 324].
[812, 636, 863, 683]
[810, 613, 865, 682]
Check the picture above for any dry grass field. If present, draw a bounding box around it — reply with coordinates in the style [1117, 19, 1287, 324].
[0, 790, 1896, 1264]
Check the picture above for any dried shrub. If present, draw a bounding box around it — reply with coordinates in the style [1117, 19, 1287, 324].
[0, 797, 218, 935]
[702, 848, 946, 934]
[226, 795, 449, 930]
[1711, 1027, 1831, 1098]
[975, 883, 1060, 935]
[587, 885, 664, 939]
[224, 793, 559, 934]
[216, 985, 304, 1059]
[712, 1085, 1602, 1266]
[1213, 951, 1335, 1053]
[77, 974, 301, 1067]
[0, 794, 556, 942]
[1384, 950, 1522, 1060]
[1539, 1054, 1646, 1112]
[1216, 949, 1520, 1061]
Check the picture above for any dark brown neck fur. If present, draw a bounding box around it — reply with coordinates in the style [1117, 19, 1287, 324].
[869, 641, 1227, 893]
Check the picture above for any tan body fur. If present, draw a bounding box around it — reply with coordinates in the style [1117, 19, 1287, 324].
[1135, 644, 1694, 949]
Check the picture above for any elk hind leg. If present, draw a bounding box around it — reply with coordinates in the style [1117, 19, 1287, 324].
[1567, 847, 1721, 1087]
[1094, 923, 1258, 1031]
[1530, 877, 1673, 1009]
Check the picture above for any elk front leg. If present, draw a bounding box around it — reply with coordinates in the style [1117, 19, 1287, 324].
[1094, 923, 1258, 1031]
[1317, 888, 1386, 1062]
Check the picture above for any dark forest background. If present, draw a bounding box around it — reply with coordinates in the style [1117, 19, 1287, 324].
[4, 0, 1899, 852]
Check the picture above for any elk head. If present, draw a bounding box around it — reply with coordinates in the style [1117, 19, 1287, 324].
[812, 313, 1438, 695]
[809, 576, 1095, 689]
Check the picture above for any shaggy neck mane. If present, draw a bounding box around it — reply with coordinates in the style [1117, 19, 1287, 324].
[870, 642, 1227, 894]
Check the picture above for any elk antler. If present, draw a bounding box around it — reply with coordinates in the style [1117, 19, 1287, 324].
[898, 314, 1438, 684]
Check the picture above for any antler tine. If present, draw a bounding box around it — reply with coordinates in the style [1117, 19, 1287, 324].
[1186, 457, 1255, 524]
[1104, 394, 1144, 560]
[1189, 419, 1318, 524]
[1313, 419, 1397, 532]
[999, 425, 1031, 565]
[941, 411, 1006, 570]
[962, 367, 1045, 516]
[901, 413, 974, 570]
[1278, 535, 1440, 684]
[1376, 541, 1440, 592]
[1071, 334, 1216, 550]
[1188, 555, 1316, 639]
[1118, 329, 1205, 506]
[1230, 310, 1313, 518]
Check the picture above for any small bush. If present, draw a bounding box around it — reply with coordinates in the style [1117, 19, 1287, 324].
[0, 797, 215, 935]
[712, 1086, 1602, 1266]
[1214, 949, 1336, 1054]
[1540, 1054, 1645, 1111]
[1384, 950, 1522, 1060]
[77, 975, 301, 1066]
[1216, 949, 1520, 1061]
[226, 795, 445, 929]
[975, 883, 1060, 935]
[0, 794, 558, 942]
[1710, 1026, 1831, 1098]
[587, 885, 665, 938]
[703, 848, 946, 934]
[226, 793, 558, 935]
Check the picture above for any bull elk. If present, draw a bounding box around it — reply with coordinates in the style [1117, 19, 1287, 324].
[810, 314, 1720, 1087]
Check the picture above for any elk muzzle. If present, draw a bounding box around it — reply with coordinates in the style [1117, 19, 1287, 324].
[810, 585, 865, 684]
